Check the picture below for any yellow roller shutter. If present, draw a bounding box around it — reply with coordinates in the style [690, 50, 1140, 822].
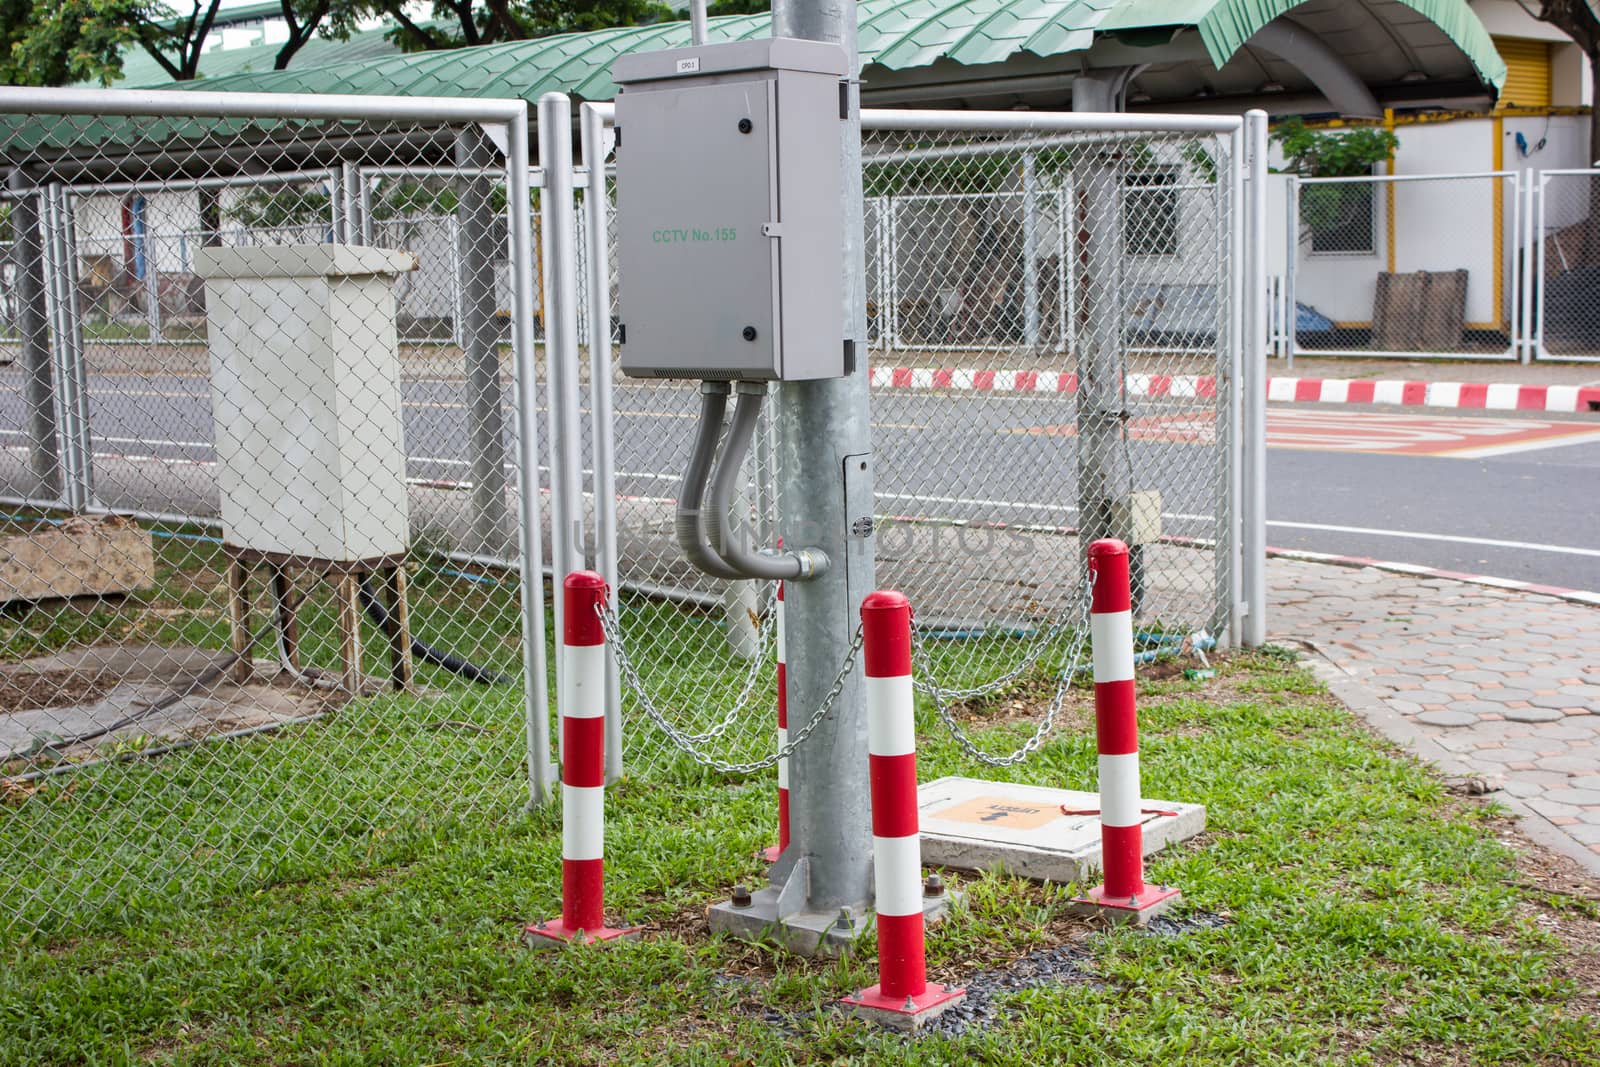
[1494, 37, 1552, 110]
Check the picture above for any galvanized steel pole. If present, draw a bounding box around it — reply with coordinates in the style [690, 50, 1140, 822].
[578, 101, 624, 783]
[508, 107, 555, 807]
[771, 0, 876, 918]
[688, 0, 708, 44]
[539, 93, 588, 683]
[1071, 71, 1136, 606]
[1221, 123, 1246, 647]
[45, 185, 93, 513]
[456, 130, 511, 559]
[6, 174, 59, 500]
[1242, 110, 1269, 648]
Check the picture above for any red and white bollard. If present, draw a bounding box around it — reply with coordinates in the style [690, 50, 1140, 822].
[762, 576, 790, 864]
[843, 590, 965, 1030]
[1071, 539, 1182, 923]
[526, 571, 638, 947]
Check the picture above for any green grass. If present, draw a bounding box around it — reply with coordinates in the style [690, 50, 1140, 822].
[1, 512, 1594, 1061]
[2, 632, 1596, 1064]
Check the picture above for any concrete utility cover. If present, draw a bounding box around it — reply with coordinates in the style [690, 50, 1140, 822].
[918, 776, 1206, 885]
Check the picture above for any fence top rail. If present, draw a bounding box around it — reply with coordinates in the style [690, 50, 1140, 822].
[6, 167, 339, 200]
[360, 165, 510, 180]
[1293, 170, 1515, 185]
[0, 86, 528, 126]
[1535, 167, 1600, 177]
[577, 99, 1240, 136]
[862, 109, 1243, 134]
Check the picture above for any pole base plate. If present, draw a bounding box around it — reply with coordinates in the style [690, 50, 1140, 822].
[842, 982, 967, 1031]
[523, 919, 641, 948]
[759, 844, 782, 863]
[1068, 883, 1181, 925]
[708, 880, 956, 958]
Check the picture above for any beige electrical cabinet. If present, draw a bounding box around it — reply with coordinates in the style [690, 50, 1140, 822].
[195, 244, 417, 562]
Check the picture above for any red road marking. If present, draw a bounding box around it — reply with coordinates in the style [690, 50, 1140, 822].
[1015, 409, 1600, 456]
[1265, 409, 1600, 455]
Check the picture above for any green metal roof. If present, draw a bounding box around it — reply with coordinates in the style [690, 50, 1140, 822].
[156, 0, 1118, 101]
[133, 0, 1504, 102]
[3, 0, 1507, 162]
[1102, 0, 1506, 90]
[107, 21, 416, 88]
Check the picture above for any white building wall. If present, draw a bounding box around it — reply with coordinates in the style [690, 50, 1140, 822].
[1274, 114, 1592, 334]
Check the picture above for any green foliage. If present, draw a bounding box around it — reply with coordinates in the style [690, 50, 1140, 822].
[1270, 117, 1398, 178]
[224, 187, 334, 231]
[2, 641, 1597, 1062]
[1181, 141, 1218, 184]
[1272, 119, 1395, 252]
[371, 0, 677, 53]
[0, 0, 146, 86]
[700, 0, 768, 16]
[223, 177, 505, 232]
[0, 0, 345, 85]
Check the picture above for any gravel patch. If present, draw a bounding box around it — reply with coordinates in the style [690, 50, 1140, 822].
[743, 909, 1231, 1038]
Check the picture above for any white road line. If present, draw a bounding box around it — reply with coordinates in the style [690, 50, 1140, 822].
[1440, 432, 1600, 460]
[1265, 520, 1600, 559]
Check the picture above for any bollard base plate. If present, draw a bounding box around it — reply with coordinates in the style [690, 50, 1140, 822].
[523, 919, 641, 948]
[1068, 883, 1181, 926]
[842, 983, 966, 1031]
[708, 882, 956, 959]
[759, 844, 782, 863]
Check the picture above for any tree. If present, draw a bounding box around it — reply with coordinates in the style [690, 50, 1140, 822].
[2, 0, 345, 85]
[0, 0, 145, 86]
[1526, 0, 1600, 260]
[1272, 118, 1399, 253]
[361, 0, 676, 52]
[276, 0, 341, 70]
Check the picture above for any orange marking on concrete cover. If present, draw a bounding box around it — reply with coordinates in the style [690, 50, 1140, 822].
[932, 796, 1064, 829]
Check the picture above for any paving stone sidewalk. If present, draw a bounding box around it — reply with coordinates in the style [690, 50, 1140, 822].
[1268, 559, 1600, 873]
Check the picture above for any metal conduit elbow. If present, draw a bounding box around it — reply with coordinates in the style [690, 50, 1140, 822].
[706, 383, 829, 581]
[676, 382, 745, 580]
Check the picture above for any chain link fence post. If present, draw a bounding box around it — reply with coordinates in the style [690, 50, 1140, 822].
[1242, 109, 1269, 649]
[6, 172, 59, 500]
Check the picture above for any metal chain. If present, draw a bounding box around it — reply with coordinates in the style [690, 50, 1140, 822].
[609, 586, 773, 746]
[914, 573, 1097, 767]
[598, 602, 864, 775]
[910, 608, 1076, 702]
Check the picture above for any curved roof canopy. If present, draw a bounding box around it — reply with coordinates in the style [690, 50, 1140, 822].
[162, 0, 1505, 112]
[2, 0, 1507, 168]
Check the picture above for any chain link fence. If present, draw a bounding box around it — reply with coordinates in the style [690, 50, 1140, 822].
[0, 90, 548, 940]
[1286, 172, 1520, 361]
[1, 94, 1252, 937]
[587, 116, 1240, 781]
[1532, 169, 1600, 362]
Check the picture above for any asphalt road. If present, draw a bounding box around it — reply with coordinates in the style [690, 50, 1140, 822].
[1, 369, 1596, 593]
[1266, 421, 1600, 591]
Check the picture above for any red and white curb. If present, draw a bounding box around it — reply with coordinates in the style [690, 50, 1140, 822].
[866, 367, 1600, 414]
[1265, 378, 1600, 413]
[1267, 547, 1600, 609]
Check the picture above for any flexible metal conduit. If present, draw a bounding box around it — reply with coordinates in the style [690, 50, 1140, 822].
[675, 382, 746, 579]
[705, 382, 827, 581]
[674, 380, 828, 582]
